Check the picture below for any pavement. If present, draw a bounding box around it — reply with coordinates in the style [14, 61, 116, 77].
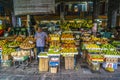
[0, 58, 120, 80]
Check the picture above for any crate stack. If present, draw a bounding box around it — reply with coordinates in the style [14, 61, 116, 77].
[49, 56, 60, 73]
[38, 52, 48, 72]
[61, 32, 78, 70]
[48, 34, 61, 73]
[103, 55, 120, 71]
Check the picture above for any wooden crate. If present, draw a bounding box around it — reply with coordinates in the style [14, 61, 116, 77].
[65, 56, 74, 70]
[39, 58, 48, 72]
[2, 55, 11, 60]
[50, 67, 57, 73]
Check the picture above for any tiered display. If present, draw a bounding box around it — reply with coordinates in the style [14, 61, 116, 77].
[82, 34, 120, 72]
[48, 34, 61, 55]
[61, 33, 78, 56]
[48, 34, 60, 73]
[60, 20, 93, 30]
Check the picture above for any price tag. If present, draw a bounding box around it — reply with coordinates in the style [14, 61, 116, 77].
[51, 37, 59, 40]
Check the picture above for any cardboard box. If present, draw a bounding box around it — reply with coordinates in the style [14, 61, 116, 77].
[50, 67, 57, 73]
[65, 56, 74, 70]
[39, 58, 48, 72]
[2, 55, 11, 60]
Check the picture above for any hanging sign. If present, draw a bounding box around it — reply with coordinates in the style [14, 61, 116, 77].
[13, 0, 55, 15]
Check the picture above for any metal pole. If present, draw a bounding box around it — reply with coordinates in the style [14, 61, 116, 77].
[27, 15, 31, 36]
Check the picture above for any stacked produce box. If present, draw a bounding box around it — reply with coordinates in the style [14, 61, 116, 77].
[61, 32, 78, 69]
[82, 34, 120, 72]
[38, 52, 48, 72]
[48, 34, 61, 73]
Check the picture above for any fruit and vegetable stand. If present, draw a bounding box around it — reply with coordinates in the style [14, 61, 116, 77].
[0, 18, 120, 74]
[81, 34, 120, 72]
[0, 36, 35, 67]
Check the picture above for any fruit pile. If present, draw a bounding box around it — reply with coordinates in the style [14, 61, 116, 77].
[101, 44, 118, 55]
[61, 44, 77, 53]
[87, 54, 104, 62]
[61, 33, 78, 56]
[49, 34, 61, 49]
[0, 40, 7, 46]
[11, 50, 30, 58]
[2, 47, 15, 55]
[90, 54, 104, 59]
[112, 41, 120, 46]
[60, 20, 93, 30]
[24, 36, 35, 43]
[8, 41, 21, 47]
[48, 34, 61, 55]
[15, 36, 25, 42]
[61, 33, 75, 43]
[20, 36, 35, 49]
[85, 44, 100, 52]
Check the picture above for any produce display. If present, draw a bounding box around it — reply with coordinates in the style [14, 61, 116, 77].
[101, 44, 117, 55]
[49, 34, 61, 49]
[90, 54, 104, 59]
[82, 35, 108, 44]
[87, 54, 104, 62]
[0, 40, 7, 46]
[112, 41, 120, 46]
[60, 20, 93, 30]
[85, 44, 100, 52]
[48, 34, 61, 55]
[61, 44, 77, 53]
[2, 48, 15, 55]
[20, 36, 35, 49]
[61, 33, 78, 56]
[24, 36, 35, 43]
[61, 33, 75, 43]
[15, 36, 25, 42]
[8, 41, 21, 47]
[11, 50, 30, 58]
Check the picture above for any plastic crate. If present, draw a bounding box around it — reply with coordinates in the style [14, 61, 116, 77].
[49, 62, 59, 67]
[1, 60, 12, 67]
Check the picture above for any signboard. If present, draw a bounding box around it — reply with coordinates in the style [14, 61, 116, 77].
[13, 0, 55, 15]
